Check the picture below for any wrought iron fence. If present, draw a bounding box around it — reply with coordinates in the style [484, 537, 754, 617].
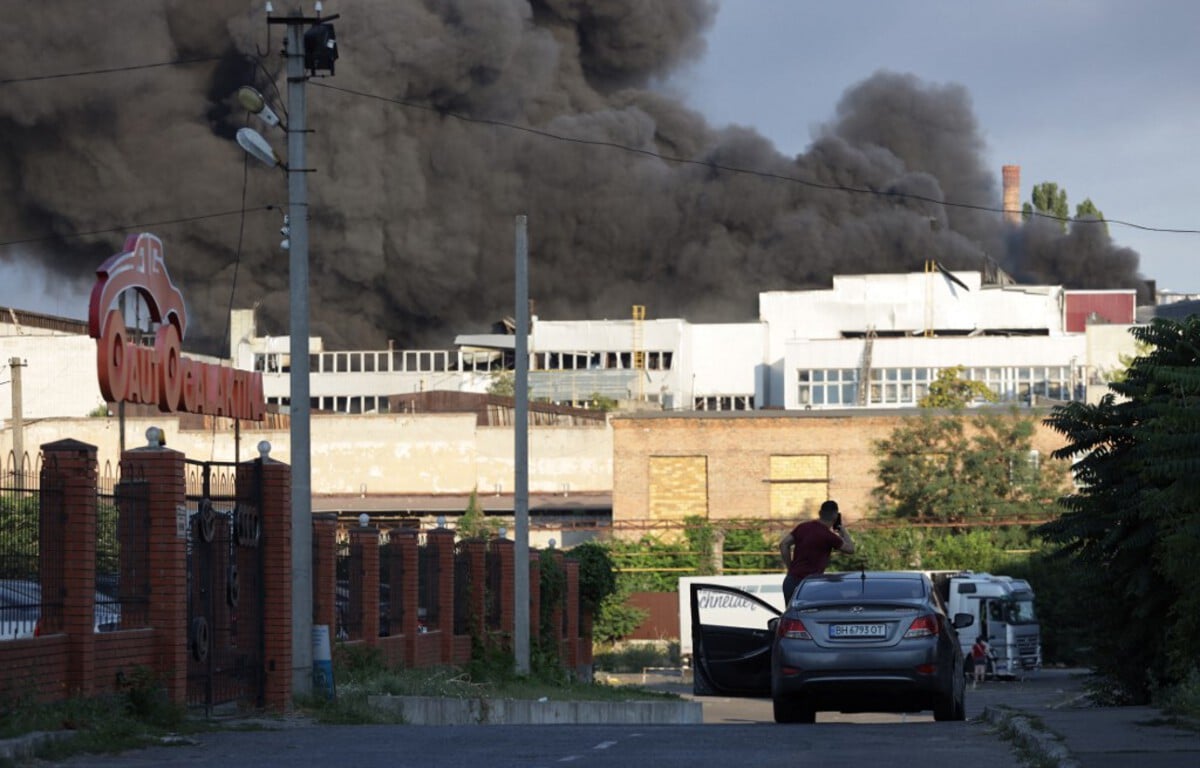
[0, 455, 54, 640]
[485, 542, 502, 632]
[453, 542, 470, 635]
[334, 536, 361, 640]
[418, 533, 439, 630]
[379, 535, 402, 637]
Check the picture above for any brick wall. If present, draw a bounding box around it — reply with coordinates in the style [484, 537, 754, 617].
[613, 410, 1070, 532]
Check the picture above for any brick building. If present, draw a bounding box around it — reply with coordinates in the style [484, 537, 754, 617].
[611, 408, 1068, 532]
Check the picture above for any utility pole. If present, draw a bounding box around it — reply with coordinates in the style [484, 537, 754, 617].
[514, 216, 530, 674]
[263, 5, 337, 698]
[8, 357, 24, 476]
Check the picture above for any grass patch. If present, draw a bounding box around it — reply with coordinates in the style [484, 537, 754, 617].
[295, 642, 679, 724]
[0, 667, 206, 763]
[593, 642, 680, 673]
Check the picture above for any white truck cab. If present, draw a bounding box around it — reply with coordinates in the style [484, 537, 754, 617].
[929, 571, 1041, 678]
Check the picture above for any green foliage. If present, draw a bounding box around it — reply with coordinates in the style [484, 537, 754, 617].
[570, 542, 617, 612]
[456, 488, 494, 540]
[488, 371, 515, 397]
[683, 516, 717, 575]
[592, 590, 648, 645]
[593, 642, 681, 672]
[587, 392, 618, 412]
[1022, 181, 1069, 230]
[1039, 317, 1200, 699]
[919, 365, 997, 409]
[87, 404, 111, 417]
[605, 536, 700, 592]
[0, 491, 38, 577]
[721, 527, 777, 573]
[873, 408, 1066, 523]
[535, 552, 567, 674]
[1073, 197, 1108, 234]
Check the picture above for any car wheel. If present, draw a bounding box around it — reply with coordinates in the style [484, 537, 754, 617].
[934, 674, 966, 722]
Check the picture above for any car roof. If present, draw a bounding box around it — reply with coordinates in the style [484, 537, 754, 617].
[805, 570, 928, 582]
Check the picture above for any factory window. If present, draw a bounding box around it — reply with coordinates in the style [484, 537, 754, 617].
[693, 395, 754, 411]
[797, 369, 859, 407]
[867, 368, 928, 406]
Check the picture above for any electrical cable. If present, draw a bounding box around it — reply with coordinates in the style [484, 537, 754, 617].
[312, 81, 1200, 236]
[0, 207, 281, 249]
[0, 57, 222, 86]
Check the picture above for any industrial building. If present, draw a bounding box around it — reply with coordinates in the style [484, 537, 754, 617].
[0, 267, 1156, 531]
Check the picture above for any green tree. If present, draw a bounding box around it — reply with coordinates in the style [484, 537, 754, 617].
[919, 365, 997, 409]
[1022, 181, 1069, 230]
[873, 408, 1065, 523]
[1038, 317, 1200, 698]
[488, 372, 515, 398]
[457, 488, 494, 539]
[570, 542, 618, 613]
[1073, 197, 1108, 235]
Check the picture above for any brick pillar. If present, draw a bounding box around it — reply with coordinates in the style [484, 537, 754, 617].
[120, 443, 187, 705]
[464, 540, 487, 642]
[311, 514, 338, 635]
[350, 527, 380, 644]
[427, 528, 456, 662]
[563, 558, 580, 672]
[528, 551, 541, 653]
[490, 538, 514, 648]
[41, 439, 98, 697]
[253, 457, 292, 711]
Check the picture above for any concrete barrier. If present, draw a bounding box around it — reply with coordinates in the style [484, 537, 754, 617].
[366, 695, 703, 725]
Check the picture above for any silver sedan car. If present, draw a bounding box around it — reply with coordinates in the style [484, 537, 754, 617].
[690, 570, 973, 723]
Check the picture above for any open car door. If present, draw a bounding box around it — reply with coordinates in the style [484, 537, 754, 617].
[690, 583, 780, 697]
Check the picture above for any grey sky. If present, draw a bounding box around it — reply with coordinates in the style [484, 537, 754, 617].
[666, 0, 1200, 293]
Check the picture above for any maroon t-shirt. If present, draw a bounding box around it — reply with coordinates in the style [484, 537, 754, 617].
[786, 520, 845, 580]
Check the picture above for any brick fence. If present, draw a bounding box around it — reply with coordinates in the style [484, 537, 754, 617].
[0, 439, 593, 711]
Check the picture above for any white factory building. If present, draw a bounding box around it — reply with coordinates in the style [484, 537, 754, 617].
[3, 268, 1144, 429]
[222, 267, 1140, 417]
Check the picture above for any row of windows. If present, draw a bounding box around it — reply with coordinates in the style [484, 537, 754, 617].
[254, 349, 674, 375]
[797, 366, 1086, 407]
[693, 395, 755, 411]
[267, 396, 393, 415]
[532, 351, 673, 371]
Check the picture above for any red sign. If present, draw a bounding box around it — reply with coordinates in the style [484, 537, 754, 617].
[87, 233, 265, 421]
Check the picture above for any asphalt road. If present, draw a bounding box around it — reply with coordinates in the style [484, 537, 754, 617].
[53, 670, 1082, 768]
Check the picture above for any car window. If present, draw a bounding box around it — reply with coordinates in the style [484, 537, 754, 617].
[797, 578, 925, 601]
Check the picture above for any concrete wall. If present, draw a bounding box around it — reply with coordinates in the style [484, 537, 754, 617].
[0, 412, 613, 496]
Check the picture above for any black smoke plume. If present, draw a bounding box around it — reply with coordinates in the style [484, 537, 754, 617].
[0, 1, 1145, 353]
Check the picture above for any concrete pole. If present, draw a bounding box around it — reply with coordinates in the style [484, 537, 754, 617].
[8, 358, 23, 475]
[514, 215, 530, 675]
[285, 19, 314, 697]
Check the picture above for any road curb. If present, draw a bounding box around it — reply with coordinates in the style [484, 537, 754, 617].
[366, 694, 703, 725]
[0, 729, 74, 762]
[981, 705, 1079, 768]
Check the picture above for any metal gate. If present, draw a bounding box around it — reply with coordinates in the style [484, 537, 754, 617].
[185, 458, 264, 712]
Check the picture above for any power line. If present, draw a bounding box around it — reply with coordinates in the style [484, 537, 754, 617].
[312, 81, 1200, 237]
[0, 56, 223, 86]
[0, 206, 280, 249]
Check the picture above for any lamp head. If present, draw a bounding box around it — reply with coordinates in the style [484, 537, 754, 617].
[236, 86, 281, 128]
[236, 127, 281, 169]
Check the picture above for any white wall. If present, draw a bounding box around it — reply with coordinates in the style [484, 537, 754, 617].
[0, 336, 106, 421]
[0, 413, 613, 496]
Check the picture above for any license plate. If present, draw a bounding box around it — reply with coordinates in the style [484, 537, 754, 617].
[829, 623, 886, 638]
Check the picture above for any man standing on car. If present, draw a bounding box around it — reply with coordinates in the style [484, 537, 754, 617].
[779, 500, 856, 603]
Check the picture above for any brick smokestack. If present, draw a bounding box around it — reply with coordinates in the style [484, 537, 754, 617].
[1002, 164, 1021, 224]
